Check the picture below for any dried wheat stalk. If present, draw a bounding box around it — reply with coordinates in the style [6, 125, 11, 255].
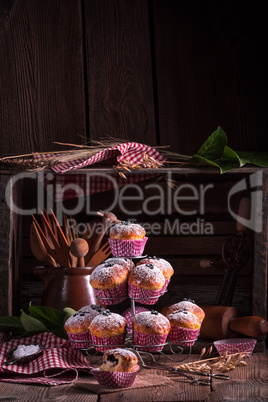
[113, 153, 164, 179]
[0, 157, 60, 172]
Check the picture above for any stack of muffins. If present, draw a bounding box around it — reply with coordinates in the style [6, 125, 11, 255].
[90, 222, 174, 305]
[64, 220, 204, 352]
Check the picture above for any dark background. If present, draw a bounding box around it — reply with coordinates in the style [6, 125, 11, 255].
[0, 0, 267, 157]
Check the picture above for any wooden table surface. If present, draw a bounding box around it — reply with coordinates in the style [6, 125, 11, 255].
[0, 352, 267, 402]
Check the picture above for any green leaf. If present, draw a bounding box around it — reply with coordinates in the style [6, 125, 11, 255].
[0, 316, 25, 336]
[190, 153, 240, 174]
[190, 154, 222, 171]
[28, 303, 66, 329]
[196, 126, 227, 160]
[20, 310, 47, 333]
[222, 146, 243, 167]
[63, 307, 77, 318]
[237, 151, 268, 167]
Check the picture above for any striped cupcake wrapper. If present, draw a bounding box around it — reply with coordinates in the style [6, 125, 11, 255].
[91, 334, 126, 353]
[128, 282, 163, 305]
[167, 326, 199, 347]
[132, 330, 168, 352]
[67, 331, 92, 349]
[108, 237, 148, 257]
[95, 282, 128, 305]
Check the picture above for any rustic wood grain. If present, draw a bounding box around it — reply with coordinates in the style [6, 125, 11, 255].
[208, 352, 268, 402]
[83, 0, 156, 143]
[0, 0, 85, 156]
[152, 0, 268, 154]
[0, 174, 23, 315]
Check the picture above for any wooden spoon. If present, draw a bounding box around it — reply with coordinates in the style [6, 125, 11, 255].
[70, 238, 89, 267]
[30, 222, 57, 267]
[83, 218, 102, 265]
[85, 215, 113, 264]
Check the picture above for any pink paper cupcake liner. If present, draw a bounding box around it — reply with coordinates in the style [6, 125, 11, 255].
[95, 282, 128, 305]
[91, 334, 126, 353]
[133, 330, 168, 352]
[214, 338, 257, 357]
[128, 282, 163, 305]
[108, 237, 148, 257]
[91, 366, 140, 389]
[160, 279, 170, 295]
[167, 326, 199, 347]
[122, 307, 150, 334]
[67, 331, 92, 349]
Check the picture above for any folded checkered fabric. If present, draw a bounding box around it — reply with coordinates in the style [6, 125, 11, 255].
[34, 142, 166, 201]
[0, 332, 92, 386]
[35, 142, 166, 173]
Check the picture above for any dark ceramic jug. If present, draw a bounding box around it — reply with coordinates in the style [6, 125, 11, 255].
[33, 266, 100, 311]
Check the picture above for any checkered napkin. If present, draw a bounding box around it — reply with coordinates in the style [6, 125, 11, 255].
[34, 142, 166, 201]
[0, 332, 93, 386]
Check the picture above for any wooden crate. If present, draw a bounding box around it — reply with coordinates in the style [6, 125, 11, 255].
[0, 167, 267, 349]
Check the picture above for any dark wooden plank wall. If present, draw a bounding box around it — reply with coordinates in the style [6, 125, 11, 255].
[84, 0, 156, 143]
[1, 0, 267, 155]
[0, 0, 85, 155]
[153, 0, 268, 153]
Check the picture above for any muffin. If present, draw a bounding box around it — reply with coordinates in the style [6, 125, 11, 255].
[89, 310, 127, 352]
[108, 221, 147, 257]
[100, 348, 138, 372]
[90, 262, 129, 305]
[161, 299, 205, 324]
[122, 306, 150, 335]
[64, 304, 104, 348]
[91, 348, 139, 389]
[104, 257, 134, 271]
[132, 310, 170, 352]
[137, 257, 174, 293]
[128, 263, 165, 305]
[166, 308, 201, 346]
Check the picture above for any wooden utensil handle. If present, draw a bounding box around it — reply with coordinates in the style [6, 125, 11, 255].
[229, 316, 268, 337]
[77, 257, 85, 267]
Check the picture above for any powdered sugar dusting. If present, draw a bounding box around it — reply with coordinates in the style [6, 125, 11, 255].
[129, 264, 165, 288]
[64, 311, 97, 328]
[90, 313, 127, 331]
[138, 257, 173, 278]
[133, 311, 170, 333]
[78, 304, 105, 315]
[90, 263, 128, 284]
[104, 348, 137, 359]
[167, 310, 200, 328]
[104, 257, 134, 270]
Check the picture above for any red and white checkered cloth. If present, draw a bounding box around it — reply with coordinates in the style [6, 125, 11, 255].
[0, 332, 93, 386]
[34, 142, 166, 201]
